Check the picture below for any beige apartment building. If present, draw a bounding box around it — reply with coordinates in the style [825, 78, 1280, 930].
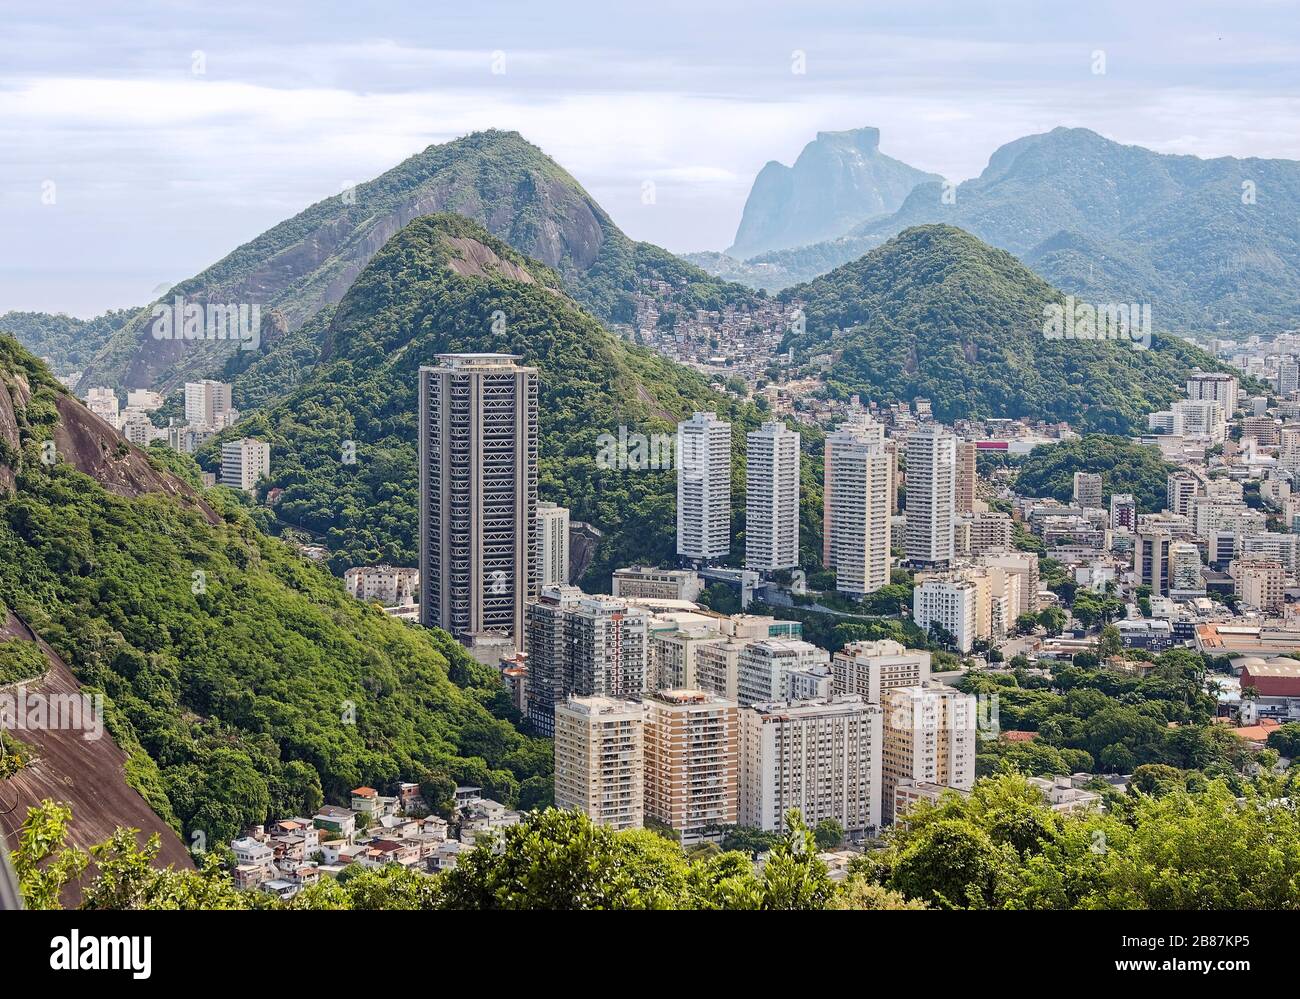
[955, 440, 977, 515]
[831, 639, 931, 702]
[881, 683, 977, 825]
[643, 689, 738, 845]
[553, 696, 645, 831]
[1230, 557, 1286, 613]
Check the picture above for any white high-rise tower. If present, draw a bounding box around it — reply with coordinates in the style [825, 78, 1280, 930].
[677, 412, 732, 562]
[824, 415, 892, 595]
[745, 421, 800, 572]
[905, 424, 956, 569]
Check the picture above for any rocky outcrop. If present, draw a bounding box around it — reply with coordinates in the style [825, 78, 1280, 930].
[0, 611, 194, 905]
[727, 127, 940, 259]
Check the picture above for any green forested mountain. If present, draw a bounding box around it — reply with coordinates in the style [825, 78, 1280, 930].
[0, 334, 550, 847]
[1011, 435, 1176, 512]
[697, 127, 1300, 333]
[0, 308, 137, 374]
[198, 213, 763, 583]
[77, 129, 757, 401]
[780, 224, 1234, 433]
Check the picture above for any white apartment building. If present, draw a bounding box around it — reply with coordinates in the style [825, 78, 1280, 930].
[184, 379, 233, 427]
[881, 683, 978, 825]
[84, 386, 119, 429]
[739, 695, 883, 835]
[745, 421, 801, 572]
[1167, 471, 1202, 518]
[1241, 533, 1300, 581]
[823, 417, 893, 595]
[677, 412, 732, 561]
[553, 696, 645, 831]
[912, 576, 978, 653]
[343, 565, 419, 606]
[120, 412, 155, 447]
[831, 639, 932, 702]
[536, 501, 570, 586]
[611, 566, 703, 602]
[1167, 542, 1205, 598]
[905, 424, 956, 568]
[1186, 372, 1239, 416]
[126, 389, 165, 412]
[220, 437, 271, 493]
[737, 638, 831, 706]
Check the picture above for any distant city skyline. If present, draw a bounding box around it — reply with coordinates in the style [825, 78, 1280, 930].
[3, 0, 1299, 315]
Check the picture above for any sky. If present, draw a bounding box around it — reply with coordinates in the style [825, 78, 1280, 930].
[3, 0, 1299, 316]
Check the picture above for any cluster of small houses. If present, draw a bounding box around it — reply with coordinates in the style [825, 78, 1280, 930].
[228, 784, 523, 901]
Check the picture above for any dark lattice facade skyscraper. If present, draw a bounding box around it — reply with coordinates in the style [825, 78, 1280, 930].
[418, 354, 539, 649]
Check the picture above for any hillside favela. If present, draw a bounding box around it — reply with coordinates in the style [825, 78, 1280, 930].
[1, 0, 1298, 975]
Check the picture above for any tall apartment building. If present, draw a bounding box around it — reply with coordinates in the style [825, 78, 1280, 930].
[1135, 529, 1173, 596]
[831, 639, 931, 702]
[1186, 372, 1239, 416]
[1167, 471, 1201, 518]
[84, 386, 119, 429]
[1279, 357, 1299, 399]
[524, 585, 582, 736]
[553, 696, 645, 831]
[219, 438, 271, 493]
[418, 354, 538, 650]
[745, 421, 800, 572]
[955, 441, 977, 515]
[523, 585, 649, 735]
[739, 695, 883, 835]
[823, 417, 892, 595]
[643, 689, 738, 845]
[912, 576, 978, 653]
[1072, 471, 1103, 509]
[1168, 542, 1205, 598]
[536, 501, 570, 586]
[184, 379, 233, 426]
[677, 412, 732, 562]
[881, 683, 977, 825]
[737, 638, 831, 706]
[1110, 493, 1137, 532]
[905, 424, 956, 569]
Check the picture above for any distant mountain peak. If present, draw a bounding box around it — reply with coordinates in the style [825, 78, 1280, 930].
[726, 127, 940, 259]
[814, 126, 880, 151]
